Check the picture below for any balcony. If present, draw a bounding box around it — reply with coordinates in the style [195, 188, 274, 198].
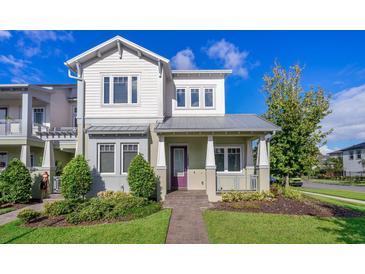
[0, 120, 50, 137]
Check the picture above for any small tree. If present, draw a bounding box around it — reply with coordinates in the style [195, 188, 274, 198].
[264, 63, 331, 186]
[61, 155, 92, 199]
[128, 154, 157, 199]
[0, 159, 32, 203]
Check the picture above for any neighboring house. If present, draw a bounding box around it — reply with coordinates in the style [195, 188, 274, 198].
[0, 35, 280, 202]
[328, 141, 365, 176]
[0, 84, 77, 196]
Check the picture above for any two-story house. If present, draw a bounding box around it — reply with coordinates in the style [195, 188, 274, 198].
[0, 84, 77, 196]
[63, 36, 279, 201]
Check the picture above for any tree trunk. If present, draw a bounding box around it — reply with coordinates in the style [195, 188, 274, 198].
[285, 175, 290, 187]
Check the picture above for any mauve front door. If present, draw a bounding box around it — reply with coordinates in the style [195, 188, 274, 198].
[171, 146, 187, 190]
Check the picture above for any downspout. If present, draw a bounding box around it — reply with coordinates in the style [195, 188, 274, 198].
[67, 62, 85, 156]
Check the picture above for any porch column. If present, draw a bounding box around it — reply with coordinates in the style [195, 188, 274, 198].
[42, 140, 55, 195]
[245, 139, 255, 189]
[21, 91, 32, 137]
[206, 135, 219, 201]
[42, 140, 55, 168]
[156, 136, 167, 201]
[257, 136, 270, 192]
[20, 144, 31, 167]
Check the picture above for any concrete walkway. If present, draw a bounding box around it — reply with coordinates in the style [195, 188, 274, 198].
[303, 181, 365, 192]
[164, 191, 211, 244]
[301, 191, 365, 205]
[0, 194, 62, 226]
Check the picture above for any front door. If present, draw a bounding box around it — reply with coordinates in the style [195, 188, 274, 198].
[171, 146, 187, 190]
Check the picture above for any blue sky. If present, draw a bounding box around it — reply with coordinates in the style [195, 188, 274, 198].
[0, 30, 365, 153]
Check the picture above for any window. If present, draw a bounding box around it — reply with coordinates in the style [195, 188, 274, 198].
[228, 148, 241, 171]
[190, 88, 200, 107]
[0, 152, 8, 169]
[215, 148, 225, 172]
[33, 108, 44, 124]
[132, 77, 138, 104]
[98, 144, 115, 173]
[113, 77, 128, 103]
[357, 150, 362, 160]
[103, 76, 139, 104]
[214, 147, 242, 172]
[122, 144, 138, 174]
[204, 88, 213, 107]
[176, 89, 186, 107]
[349, 151, 354, 160]
[103, 77, 110, 104]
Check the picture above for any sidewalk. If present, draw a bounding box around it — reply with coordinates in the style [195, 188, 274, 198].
[0, 195, 62, 226]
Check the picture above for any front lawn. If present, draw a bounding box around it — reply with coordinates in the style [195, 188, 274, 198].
[203, 210, 365, 244]
[0, 209, 171, 244]
[301, 187, 365, 201]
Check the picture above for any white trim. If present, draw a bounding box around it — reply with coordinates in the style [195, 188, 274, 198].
[97, 143, 116, 175]
[120, 143, 139, 175]
[168, 143, 189, 191]
[214, 144, 244, 174]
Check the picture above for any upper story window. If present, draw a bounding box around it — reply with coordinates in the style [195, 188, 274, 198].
[357, 150, 362, 160]
[349, 151, 354, 160]
[190, 88, 200, 108]
[33, 108, 45, 125]
[204, 88, 214, 108]
[103, 75, 139, 105]
[175, 86, 215, 110]
[176, 89, 186, 107]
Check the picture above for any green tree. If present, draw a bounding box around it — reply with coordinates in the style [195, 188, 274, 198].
[128, 154, 157, 199]
[263, 64, 331, 186]
[324, 157, 343, 176]
[0, 159, 32, 203]
[61, 155, 92, 199]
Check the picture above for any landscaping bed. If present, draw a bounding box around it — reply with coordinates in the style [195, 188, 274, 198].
[213, 195, 363, 217]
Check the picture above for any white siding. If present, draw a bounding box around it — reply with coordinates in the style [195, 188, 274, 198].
[343, 149, 365, 173]
[170, 77, 225, 116]
[83, 48, 162, 119]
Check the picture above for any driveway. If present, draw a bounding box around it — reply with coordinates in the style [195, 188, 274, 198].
[303, 181, 365, 193]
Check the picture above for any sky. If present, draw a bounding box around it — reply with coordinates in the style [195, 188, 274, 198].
[0, 30, 364, 153]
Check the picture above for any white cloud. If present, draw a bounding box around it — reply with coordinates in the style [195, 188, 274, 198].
[322, 84, 365, 143]
[319, 145, 334, 155]
[0, 54, 41, 83]
[21, 30, 74, 43]
[0, 30, 11, 40]
[206, 39, 251, 78]
[171, 48, 197, 70]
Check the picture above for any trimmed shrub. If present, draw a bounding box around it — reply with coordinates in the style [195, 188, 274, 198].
[0, 159, 32, 203]
[222, 191, 275, 202]
[61, 155, 92, 199]
[17, 208, 41, 223]
[44, 199, 83, 217]
[271, 184, 303, 200]
[127, 154, 157, 199]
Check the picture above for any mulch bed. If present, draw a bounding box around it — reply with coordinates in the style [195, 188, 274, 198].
[213, 196, 364, 218]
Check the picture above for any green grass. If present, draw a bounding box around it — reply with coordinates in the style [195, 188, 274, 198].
[203, 210, 365, 244]
[0, 209, 171, 244]
[304, 194, 365, 213]
[0, 207, 15, 215]
[309, 178, 365, 186]
[301, 187, 365, 201]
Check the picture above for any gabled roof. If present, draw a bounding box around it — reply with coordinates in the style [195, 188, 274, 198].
[64, 35, 170, 71]
[155, 114, 280, 133]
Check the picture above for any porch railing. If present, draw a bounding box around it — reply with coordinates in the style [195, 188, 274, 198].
[0, 119, 22, 136]
[216, 174, 257, 192]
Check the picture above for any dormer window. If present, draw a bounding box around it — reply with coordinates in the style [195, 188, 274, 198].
[176, 88, 186, 107]
[103, 75, 139, 105]
[190, 88, 200, 108]
[204, 88, 214, 108]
